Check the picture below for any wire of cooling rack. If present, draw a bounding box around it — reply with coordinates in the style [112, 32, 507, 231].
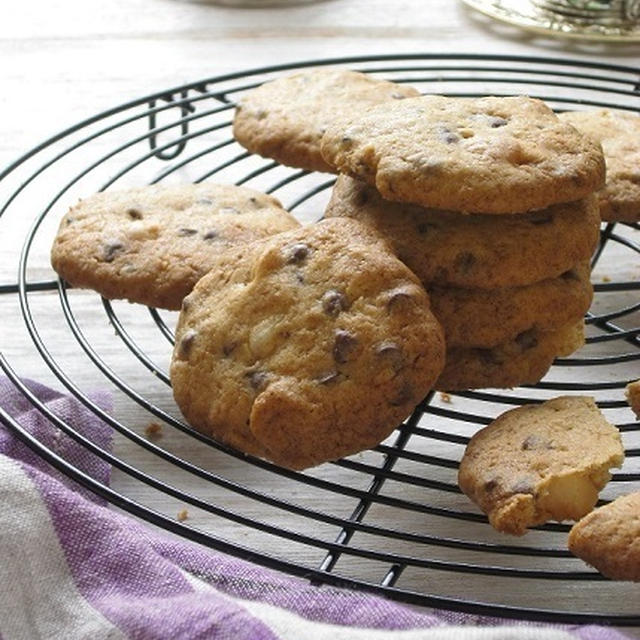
[0, 54, 639, 625]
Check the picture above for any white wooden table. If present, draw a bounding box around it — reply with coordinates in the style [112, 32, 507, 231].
[2, 0, 639, 636]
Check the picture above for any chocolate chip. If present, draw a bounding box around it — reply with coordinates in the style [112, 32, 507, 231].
[127, 208, 143, 220]
[529, 213, 553, 225]
[177, 228, 198, 237]
[321, 290, 348, 317]
[489, 117, 508, 128]
[222, 342, 236, 357]
[439, 128, 460, 144]
[375, 341, 404, 369]
[355, 189, 369, 207]
[433, 267, 447, 281]
[102, 240, 125, 262]
[386, 286, 415, 310]
[65, 217, 74, 225]
[454, 252, 476, 274]
[181, 297, 191, 313]
[390, 381, 414, 406]
[561, 269, 580, 281]
[246, 370, 269, 391]
[376, 341, 401, 355]
[477, 348, 502, 365]
[317, 371, 341, 385]
[484, 478, 499, 493]
[177, 329, 197, 360]
[333, 329, 358, 364]
[286, 243, 310, 264]
[516, 329, 538, 351]
[197, 198, 213, 206]
[522, 434, 552, 451]
[256, 109, 268, 120]
[203, 230, 218, 241]
[417, 222, 436, 234]
[248, 196, 264, 208]
[341, 136, 353, 146]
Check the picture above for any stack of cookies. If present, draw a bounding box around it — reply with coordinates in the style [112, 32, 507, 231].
[319, 94, 605, 390]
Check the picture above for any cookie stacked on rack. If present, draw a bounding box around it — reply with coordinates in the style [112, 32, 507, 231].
[321, 94, 605, 390]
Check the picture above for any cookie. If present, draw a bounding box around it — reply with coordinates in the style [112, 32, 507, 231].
[50, 183, 299, 310]
[170, 218, 446, 470]
[320, 95, 605, 214]
[429, 262, 592, 349]
[626, 379, 640, 418]
[568, 492, 640, 581]
[436, 321, 585, 391]
[233, 68, 420, 173]
[324, 176, 601, 289]
[559, 109, 640, 222]
[459, 396, 624, 536]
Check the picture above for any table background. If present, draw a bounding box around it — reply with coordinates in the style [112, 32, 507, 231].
[2, 0, 639, 636]
[3, 0, 639, 165]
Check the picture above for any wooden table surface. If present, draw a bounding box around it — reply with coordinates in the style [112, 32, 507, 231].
[2, 0, 640, 635]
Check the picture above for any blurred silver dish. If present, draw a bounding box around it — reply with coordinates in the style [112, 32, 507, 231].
[462, 0, 640, 40]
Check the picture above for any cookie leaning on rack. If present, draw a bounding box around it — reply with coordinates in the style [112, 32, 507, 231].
[170, 217, 446, 470]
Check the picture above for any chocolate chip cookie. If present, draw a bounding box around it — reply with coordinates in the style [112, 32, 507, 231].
[436, 321, 585, 391]
[50, 182, 299, 310]
[569, 492, 640, 580]
[429, 262, 592, 349]
[320, 95, 605, 214]
[459, 396, 624, 535]
[560, 109, 640, 222]
[170, 217, 445, 470]
[324, 176, 601, 289]
[626, 379, 640, 418]
[233, 68, 419, 173]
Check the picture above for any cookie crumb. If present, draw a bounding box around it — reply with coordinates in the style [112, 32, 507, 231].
[439, 392, 452, 404]
[144, 422, 163, 439]
[602, 275, 611, 283]
[177, 509, 189, 522]
[626, 380, 640, 418]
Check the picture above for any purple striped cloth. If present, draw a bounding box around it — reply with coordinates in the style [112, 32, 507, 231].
[0, 377, 632, 640]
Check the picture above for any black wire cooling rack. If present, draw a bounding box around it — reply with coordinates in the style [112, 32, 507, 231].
[1, 54, 639, 626]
